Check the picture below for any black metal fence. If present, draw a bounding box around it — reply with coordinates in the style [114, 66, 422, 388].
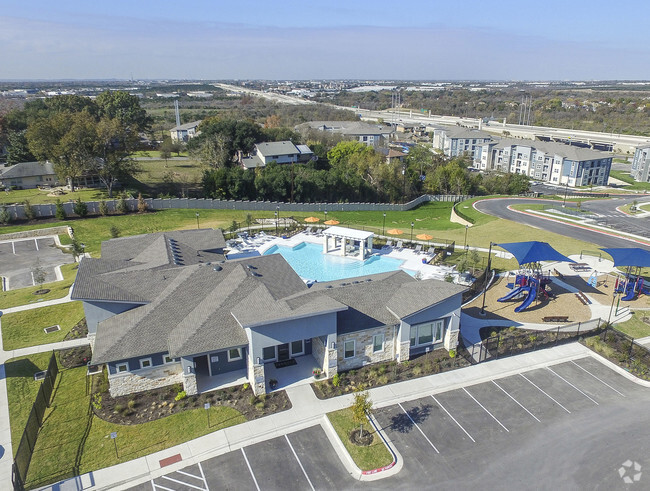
[461, 318, 604, 364]
[598, 324, 650, 380]
[12, 352, 59, 491]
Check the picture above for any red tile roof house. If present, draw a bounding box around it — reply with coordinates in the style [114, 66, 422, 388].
[72, 229, 465, 397]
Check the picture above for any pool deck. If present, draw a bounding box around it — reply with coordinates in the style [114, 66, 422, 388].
[254, 231, 457, 281]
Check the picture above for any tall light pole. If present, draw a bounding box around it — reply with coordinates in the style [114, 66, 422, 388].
[464, 225, 469, 257]
[480, 242, 494, 316]
[382, 213, 386, 236]
[562, 181, 569, 207]
[324, 210, 327, 223]
[274, 210, 278, 236]
[410, 222, 414, 244]
[195, 212, 200, 230]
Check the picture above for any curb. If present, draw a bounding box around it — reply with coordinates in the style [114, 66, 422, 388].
[321, 413, 403, 481]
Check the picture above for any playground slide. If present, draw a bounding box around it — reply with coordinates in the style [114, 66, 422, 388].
[514, 285, 538, 313]
[622, 288, 636, 302]
[498, 286, 529, 302]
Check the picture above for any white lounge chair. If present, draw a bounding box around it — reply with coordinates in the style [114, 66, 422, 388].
[396, 240, 403, 250]
[414, 244, 422, 254]
[427, 246, 435, 255]
[383, 240, 393, 249]
[305, 227, 312, 235]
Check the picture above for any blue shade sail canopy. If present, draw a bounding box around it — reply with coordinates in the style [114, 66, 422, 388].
[601, 248, 650, 267]
[496, 241, 574, 266]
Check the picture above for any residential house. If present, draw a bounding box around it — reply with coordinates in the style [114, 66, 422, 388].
[474, 138, 612, 187]
[296, 121, 394, 147]
[240, 141, 313, 169]
[170, 121, 201, 142]
[72, 229, 465, 398]
[631, 144, 650, 183]
[0, 161, 59, 189]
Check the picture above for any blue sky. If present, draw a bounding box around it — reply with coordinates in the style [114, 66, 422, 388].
[1, 0, 647, 80]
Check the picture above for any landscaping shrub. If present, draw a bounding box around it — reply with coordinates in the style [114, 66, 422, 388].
[174, 390, 187, 401]
[23, 200, 36, 220]
[55, 199, 67, 220]
[0, 206, 11, 224]
[109, 225, 120, 238]
[99, 200, 109, 216]
[73, 198, 88, 217]
[117, 194, 129, 214]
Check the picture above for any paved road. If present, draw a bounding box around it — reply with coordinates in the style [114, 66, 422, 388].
[474, 198, 650, 250]
[579, 195, 650, 238]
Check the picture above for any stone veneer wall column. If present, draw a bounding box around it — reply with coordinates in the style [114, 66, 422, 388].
[337, 325, 396, 372]
[399, 341, 411, 363]
[252, 363, 265, 396]
[108, 364, 184, 397]
[444, 328, 459, 351]
[182, 372, 198, 395]
[326, 346, 338, 377]
[312, 336, 326, 372]
[87, 333, 96, 351]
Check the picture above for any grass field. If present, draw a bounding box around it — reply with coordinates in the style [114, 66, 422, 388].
[327, 407, 393, 471]
[1, 301, 85, 350]
[0, 187, 108, 206]
[6, 354, 246, 489]
[135, 158, 203, 186]
[1, 262, 77, 310]
[614, 311, 650, 339]
[609, 170, 650, 191]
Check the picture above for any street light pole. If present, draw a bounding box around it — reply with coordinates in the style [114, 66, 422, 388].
[274, 210, 278, 236]
[410, 222, 414, 244]
[464, 225, 469, 257]
[480, 242, 494, 315]
[195, 212, 200, 230]
[382, 213, 386, 236]
[562, 181, 569, 207]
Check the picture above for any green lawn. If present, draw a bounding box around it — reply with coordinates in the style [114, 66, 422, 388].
[135, 158, 203, 185]
[6, 354, 247, 489]
[132, 151, 189, 158]
[1, 302, 85, 350]
[327, 408, 393, 471]
[5, 352, 53, 454]
[610, 170, 650, 191]
[614, 311, 650, 339]
[1, 262, 77, 310]
[0, 187, 108, 206]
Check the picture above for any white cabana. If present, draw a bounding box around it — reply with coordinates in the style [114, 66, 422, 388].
[322, 226, 374, 261]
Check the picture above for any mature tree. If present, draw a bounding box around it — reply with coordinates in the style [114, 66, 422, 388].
[6, 130, 35, 165]
[27, 112, 97, 191]
[95, 91, 151, 133]
[31, 258, 47, 290]
[159, 138, 174, 162]
[189, 118, 263, 167]
[90, 117, 141, 197]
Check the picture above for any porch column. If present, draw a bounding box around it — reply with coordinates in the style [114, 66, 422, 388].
[342, 238, 347, 256]
[360, 240, 366, 260]
[247, 352, 266, 395]
[181, 357, 198, 395]
[323, 235, 329, 254]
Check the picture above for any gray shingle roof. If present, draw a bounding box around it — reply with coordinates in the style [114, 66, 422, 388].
[256, 141, 299, 157]
[488, 138, 612, 161]
[0, 161, 56, 179]
[171, 121, 201, 131]
[437, 127, 491, 140]
[386, 279, 466, 319]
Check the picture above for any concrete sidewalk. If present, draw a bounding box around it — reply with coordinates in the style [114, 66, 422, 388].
[38, 343, 594, 491]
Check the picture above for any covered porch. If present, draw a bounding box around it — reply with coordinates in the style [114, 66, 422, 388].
[196, 368, 248, 393]
[322, 226, 374, 261]
[264, 354, 322, 391]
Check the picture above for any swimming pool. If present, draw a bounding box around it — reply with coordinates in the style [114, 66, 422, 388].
[263, 242, 409, 282]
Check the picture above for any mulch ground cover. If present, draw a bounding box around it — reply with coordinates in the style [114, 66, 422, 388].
[312, 348, 470, 400]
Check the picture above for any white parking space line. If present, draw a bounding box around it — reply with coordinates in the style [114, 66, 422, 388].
[197, 463, 209, 491]
[492, 380, 541, 422]
[160, 475, 206, 491]
[177, 470, 202, 480]
[285, 434, 315, 491]
[570, 360, 626, 397]
[519, 373, 571, 414]
[12, 241, 15, 254]
[241, 448, 261, 491]
[34, 238, 39, 250]
[151, 482, 174, 491]
[431, 395, 476, 443]
[546, 367, 599, 405]
[462, 388, 509, 432]
[30, 271, 36, 286]
[397, 402, 440, 453]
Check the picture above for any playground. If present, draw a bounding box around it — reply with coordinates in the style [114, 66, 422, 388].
[463, 243, 650, 325]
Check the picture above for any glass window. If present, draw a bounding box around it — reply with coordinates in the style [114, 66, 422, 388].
[116, 363, 128, 373]
[344, 340, 355, 359]
[291, 340, 304, 356]
[410, 328, 417, 347]
[228, 348, 242, 362]
[139, 358, 152, 369]
[434, 321, 443, 342]
[418, 324, 434, 345]
[373, 334, 384, 353]
[163, 354, 174, 364]
[262, 346, 275, 361]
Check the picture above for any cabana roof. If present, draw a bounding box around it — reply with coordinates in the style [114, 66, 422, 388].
[323, 226, 374, 241]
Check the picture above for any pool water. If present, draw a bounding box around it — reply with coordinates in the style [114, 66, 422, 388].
[263, 242, 408, 282]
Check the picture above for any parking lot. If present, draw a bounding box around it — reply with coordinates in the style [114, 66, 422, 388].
[127, 357, 650, 491]
[0, 237, 74, 290]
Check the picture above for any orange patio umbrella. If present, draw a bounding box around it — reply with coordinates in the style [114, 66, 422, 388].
[387, 228, 404, 235]
[416, 233, 434, 246]
[304, 216, 320, 223]
[324, 219, 340, 225]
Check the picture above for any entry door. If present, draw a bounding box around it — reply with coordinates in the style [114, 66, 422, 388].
[277, 343, 290, 362]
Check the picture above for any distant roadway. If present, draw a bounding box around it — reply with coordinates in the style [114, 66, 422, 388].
[474, 197, 650, 251]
